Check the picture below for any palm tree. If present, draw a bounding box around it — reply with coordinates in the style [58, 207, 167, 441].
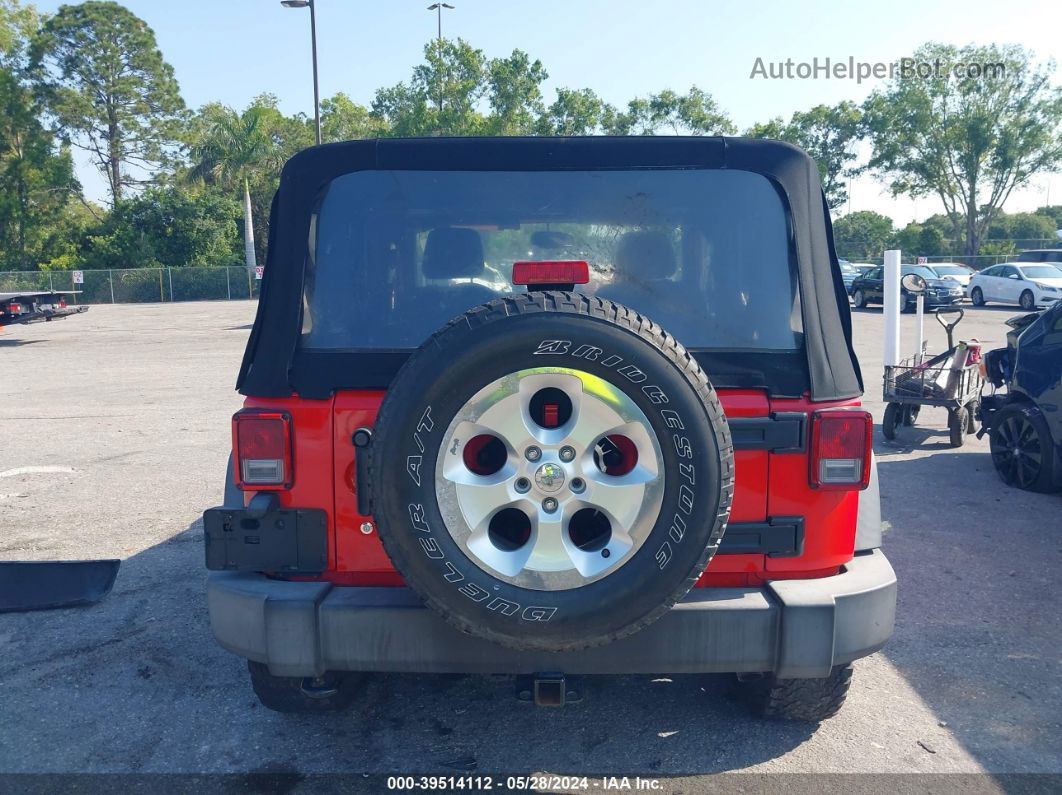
[186, 105, 284, 270]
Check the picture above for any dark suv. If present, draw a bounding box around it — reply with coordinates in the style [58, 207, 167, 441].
[204, 137, 895, 722]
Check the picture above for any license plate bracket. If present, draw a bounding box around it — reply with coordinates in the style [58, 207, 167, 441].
[203, 507, 327, 574]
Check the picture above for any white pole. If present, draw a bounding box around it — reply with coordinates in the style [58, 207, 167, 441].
[913, 295, 921, 363]
[883, 249, 902, 367]
[916, 294, 925, 362]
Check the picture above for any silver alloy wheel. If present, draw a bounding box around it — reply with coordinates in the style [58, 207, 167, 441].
[435, 367, 666, 591]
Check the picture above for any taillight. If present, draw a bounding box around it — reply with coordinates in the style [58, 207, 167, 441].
[232, 410, 293, 489]
[58, 298, 67, 308]
[512, 260, 590, 286]
[6, 303, 22, 313]
[809, 408, 873, 490]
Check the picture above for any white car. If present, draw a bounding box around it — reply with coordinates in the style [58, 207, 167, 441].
[928, 262, 975, 289]
[968, 263, 1062, 310]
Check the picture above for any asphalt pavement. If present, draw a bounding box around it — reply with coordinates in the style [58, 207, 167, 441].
[0, 301, 1059, 787]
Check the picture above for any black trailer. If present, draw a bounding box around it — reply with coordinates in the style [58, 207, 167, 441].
[0, 291, 89, 328]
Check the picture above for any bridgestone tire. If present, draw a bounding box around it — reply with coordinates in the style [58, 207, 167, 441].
[368, 292, 735, 652]
[747, 664, 854, 722]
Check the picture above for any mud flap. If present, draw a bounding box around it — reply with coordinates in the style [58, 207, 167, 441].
[0, 560, 120, 613]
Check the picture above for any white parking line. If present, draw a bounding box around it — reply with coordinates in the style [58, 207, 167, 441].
[0, 466, 75, 478]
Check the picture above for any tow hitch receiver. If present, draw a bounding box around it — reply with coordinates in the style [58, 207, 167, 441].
[516, 673, 581, 707]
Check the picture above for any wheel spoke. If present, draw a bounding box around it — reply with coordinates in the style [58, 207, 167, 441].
[582, 472, 650, 530]
[466, 521, 534, 578]
[567, 527, 635, 579]
[525, 511, 573, 573]
[563, 387, 627, 451]
[452, 479, 518, 530]
[475, 394, 536, 452]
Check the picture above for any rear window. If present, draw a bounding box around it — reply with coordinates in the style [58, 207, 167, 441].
[302, 169, 802, 351]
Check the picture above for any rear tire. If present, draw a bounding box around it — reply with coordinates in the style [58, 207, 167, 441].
[744, 664, 853, 722]
[852, 289, 867, 309]
[247, 661, 362, 713]
[971, 287, 985, 306]
[989, 404, 1057, 492]
[902, 405, 920, 426]
[1019, 290, 1035, 311]
[882, 403, 901, 440]
[948, 407, 968, 448]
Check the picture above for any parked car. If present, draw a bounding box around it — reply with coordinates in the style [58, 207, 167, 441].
[839, 261, 860, 293]
[1016, 249, 1062, 264]
[979, 301, 1062, 492]
[968, 263, 1062, 310]
[850, 264, 964, 311]
[927, 262, 975, 289]
[203, 137, 894, 722]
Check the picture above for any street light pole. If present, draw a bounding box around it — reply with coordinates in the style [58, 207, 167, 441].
[281, 0, 322, 145]
[427, 3, 454, 114]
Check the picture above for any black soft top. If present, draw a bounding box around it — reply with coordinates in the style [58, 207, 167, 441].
[237, 136, 862, 402]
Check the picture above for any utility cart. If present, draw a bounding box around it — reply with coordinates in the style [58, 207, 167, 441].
[882, 307, 983, 447]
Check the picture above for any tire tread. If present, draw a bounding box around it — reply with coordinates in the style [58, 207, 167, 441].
[760, 664, 853, 722]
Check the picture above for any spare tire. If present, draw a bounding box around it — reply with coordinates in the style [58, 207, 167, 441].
[369, 292, 734, 651]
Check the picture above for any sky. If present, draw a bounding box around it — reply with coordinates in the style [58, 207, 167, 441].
[32, 0, 1062, 225]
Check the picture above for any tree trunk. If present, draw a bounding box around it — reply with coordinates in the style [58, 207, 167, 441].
[243, 180, 257, 270]
[964, 180, 979, 257]
[108, 112, 122, 203]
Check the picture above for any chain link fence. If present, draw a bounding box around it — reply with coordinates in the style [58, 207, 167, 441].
[839, 253, 1029, 267]
[0, 267, 262, 303]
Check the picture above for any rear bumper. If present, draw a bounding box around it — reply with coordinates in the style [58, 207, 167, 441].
[207, 548, 896, 680]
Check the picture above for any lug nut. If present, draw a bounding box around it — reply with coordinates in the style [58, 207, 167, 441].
[542, 497, 558, 513]
[515, 477, 531, 493]
[559, 446, 576, 462]
[525, 446, 542, 462]
[570, 477, 585, 493]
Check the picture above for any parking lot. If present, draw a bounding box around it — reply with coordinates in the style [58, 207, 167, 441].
[1, 301, 1059, 782]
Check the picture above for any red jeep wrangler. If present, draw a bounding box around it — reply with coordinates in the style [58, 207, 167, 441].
[204, 137, 896, 721]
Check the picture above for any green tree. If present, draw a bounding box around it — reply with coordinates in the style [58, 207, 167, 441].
[832, 210, 895, 260]
[0, 64, 80, 269]
[1033, 204, 1062, 234]
[184, 98, 305, 268]
[485, 49, 547, 135]
[892, 222, 923, 255]
[863, 43, 1062, 256]
[918, 224, 946, 257]
[0, 0, 36, 67]
[746, 102, 863, 209]
[538, 87, 609, 135]
[373, 38, 487, 136]
[86, 185, 240, 269]
[603, 87, 734, 136]
[320, 92, 386, 142]
[31, 1, 184, 203]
